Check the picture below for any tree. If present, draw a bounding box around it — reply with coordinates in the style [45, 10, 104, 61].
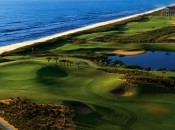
[31, 48, 34, 54]
[69, 61, 73, 67]
[77, 63, 80, 69]
[54, 57, 59, 63]
[66, 60, 70, 67]
[161, 70, 166, 77]
[47, 57, 52, 62]
[60, 60, 66, 66]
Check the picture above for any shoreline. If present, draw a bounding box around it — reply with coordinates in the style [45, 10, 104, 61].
[0, 4, 175, 55]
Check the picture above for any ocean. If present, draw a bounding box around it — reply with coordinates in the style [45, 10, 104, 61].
[0, 0, 175, 46]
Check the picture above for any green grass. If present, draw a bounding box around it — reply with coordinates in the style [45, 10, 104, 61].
[168, 33, 175, 40]
[0, 57, 175, 130]
[49, 42, 175, 54]
[1, 14, 175, 130]
[76, 31, 118, 39]
[118, 16, 174, 34]
[75, 16, 174, 41]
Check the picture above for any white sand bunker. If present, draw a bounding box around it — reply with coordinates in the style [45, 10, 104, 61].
[76, 105, 93, 114]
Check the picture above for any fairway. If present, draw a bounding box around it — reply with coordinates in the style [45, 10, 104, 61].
[44, 15, 175, 55]
[0, 57, 175, 130]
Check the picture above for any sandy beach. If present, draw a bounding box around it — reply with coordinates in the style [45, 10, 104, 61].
[0, 4, 174, 54]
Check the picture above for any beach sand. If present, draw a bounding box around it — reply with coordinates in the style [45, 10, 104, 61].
[0, 4, 174, 55]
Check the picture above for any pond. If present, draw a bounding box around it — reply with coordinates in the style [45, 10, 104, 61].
[108, 51, 175, 70]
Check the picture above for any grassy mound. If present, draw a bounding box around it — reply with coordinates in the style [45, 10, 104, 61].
[37, 65, 68, 78]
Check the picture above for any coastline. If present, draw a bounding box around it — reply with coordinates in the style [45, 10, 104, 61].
[0, 4, 174, 55]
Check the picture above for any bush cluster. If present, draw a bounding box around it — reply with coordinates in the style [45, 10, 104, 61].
[0, 98, 75, 130]
[98, 68, 175, 89]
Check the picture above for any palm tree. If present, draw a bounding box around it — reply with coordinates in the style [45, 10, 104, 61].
[161, 70, 166, 77]
[60, 60, 66, 66]
[69, 61, 73, 67]
[47, 57, 51, 62]
[66, 60, 70, 67]
[54, 57, 59, 63]
[31, 48, 34, 54]
[77, 63, 80, 69]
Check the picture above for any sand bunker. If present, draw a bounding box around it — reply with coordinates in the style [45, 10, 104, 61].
[100, 50, 145, 56]
[122, 92, 133, 97]
[0, 99, 12, 105]
[76, 105, 93, 114]
[171, 22, 175, 25]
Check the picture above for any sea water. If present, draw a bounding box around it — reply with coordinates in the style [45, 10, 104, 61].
[0, 0, 175, 46]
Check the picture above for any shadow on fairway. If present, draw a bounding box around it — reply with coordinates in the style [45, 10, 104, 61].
[37, 65, 68, 78]
[63, 101, 102, 129]
[36, 64, 68, 86]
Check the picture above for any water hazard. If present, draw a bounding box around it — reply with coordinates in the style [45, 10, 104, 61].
[108, 51, 175, 70]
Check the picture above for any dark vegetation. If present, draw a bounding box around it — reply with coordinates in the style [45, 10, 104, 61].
[111, 87, 125, 95]
[0, 126, 3, 130]
[1, 36, 71, 56]
[0, 98, 75, 130]
[98, 68, 175, 90]
[94, 26, 175, 43]
[37, 65, 68, 78]
[0, 58, 14, 63]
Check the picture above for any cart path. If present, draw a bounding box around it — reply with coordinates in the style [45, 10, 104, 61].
[0, 117, 17, 130]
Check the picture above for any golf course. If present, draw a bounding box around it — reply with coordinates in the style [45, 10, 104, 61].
[0, 10, 175, 130]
